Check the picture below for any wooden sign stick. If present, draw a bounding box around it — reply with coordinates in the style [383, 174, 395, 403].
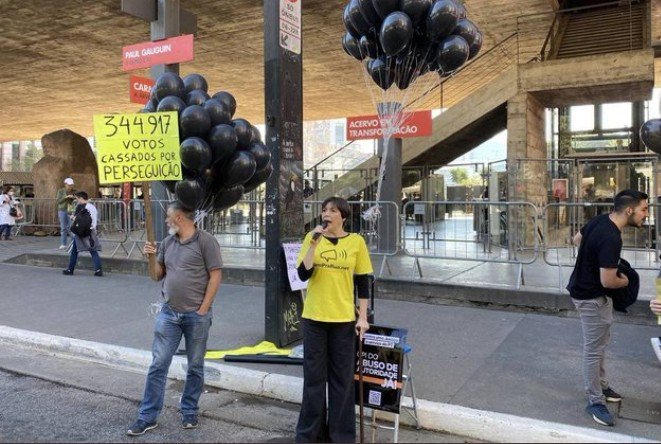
[142, 181, 156, 279]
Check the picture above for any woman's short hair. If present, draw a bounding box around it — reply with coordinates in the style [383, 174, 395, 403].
[322, 196, 351, 220]
[3, 185, 13, 194]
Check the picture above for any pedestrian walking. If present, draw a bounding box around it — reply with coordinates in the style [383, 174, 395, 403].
[0, 185, 22, 240]
[56, 178, 76, 249]
[295, 196, 373, 443]
[127, 200, 223, 436]
[567, 189, 649, 426]
[62, 191, 103, 276]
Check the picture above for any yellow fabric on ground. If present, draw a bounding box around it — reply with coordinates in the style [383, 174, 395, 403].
[205, 341, 291, 360]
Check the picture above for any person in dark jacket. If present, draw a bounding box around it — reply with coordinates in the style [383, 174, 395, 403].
[567, 190, 648, 427]
[62, 191, 103, 276]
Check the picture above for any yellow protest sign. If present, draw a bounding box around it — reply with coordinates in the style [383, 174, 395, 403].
[93, 111, 182, 184]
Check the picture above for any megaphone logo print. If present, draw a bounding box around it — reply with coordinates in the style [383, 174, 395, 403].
[320, 249, 347, 262]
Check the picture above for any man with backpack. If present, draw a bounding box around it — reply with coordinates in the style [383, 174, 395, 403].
[62, 191, 103, 276]
[567, 189, 648, 427]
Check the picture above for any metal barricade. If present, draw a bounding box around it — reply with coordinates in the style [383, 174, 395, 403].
[13, 197, 59, 235]
[401, 200, 539, 288]
[126, 198, 170, 257]
[543, 201, 659, 291]
[90, 199, 129, 258]
[204, 199, 266, 249]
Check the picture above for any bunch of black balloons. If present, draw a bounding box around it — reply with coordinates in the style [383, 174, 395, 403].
[141, 72, 273, 212]
[341, 0, 482, 90]
[640, 119, 661, 155]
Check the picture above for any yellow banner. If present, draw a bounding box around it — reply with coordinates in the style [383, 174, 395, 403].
[93, 111, 182, 184]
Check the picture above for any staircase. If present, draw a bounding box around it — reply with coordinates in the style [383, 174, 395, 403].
[553, 2, 645, 59]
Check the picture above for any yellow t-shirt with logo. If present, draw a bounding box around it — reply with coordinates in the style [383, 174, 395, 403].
[297, 232, 373, 322]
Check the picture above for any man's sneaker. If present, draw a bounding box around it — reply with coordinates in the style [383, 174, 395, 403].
[586, 403, 614, 426]
[58, 245, 67, 250]
[94, 269, 103, 277]
[603, 387, 622, 403]
[126, 419, 157, 436]
[651, 337, 661, 364]
[62, 269, 73, 275]
[182, 416, 198, 429]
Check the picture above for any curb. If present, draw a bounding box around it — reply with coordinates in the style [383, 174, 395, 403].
[0, 325, 653, 443]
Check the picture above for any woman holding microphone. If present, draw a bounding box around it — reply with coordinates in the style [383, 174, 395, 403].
[295, 196, 373, 443]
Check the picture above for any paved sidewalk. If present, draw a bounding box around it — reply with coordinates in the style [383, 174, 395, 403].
[1, 255, 661, 441]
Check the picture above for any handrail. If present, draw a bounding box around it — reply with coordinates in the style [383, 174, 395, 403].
[539, 13, 560, 61]
[304, 139, 359, 175]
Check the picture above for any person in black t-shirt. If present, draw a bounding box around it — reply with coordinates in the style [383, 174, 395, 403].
[567, 189, 648, 427]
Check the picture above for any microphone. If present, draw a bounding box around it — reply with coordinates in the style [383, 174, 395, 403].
[312, 220, 329, 241]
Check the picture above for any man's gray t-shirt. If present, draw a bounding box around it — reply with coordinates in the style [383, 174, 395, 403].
[157, 230, 223, 312]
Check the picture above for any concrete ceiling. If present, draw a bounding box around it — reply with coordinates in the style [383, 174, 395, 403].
[0, 0, 627, 141]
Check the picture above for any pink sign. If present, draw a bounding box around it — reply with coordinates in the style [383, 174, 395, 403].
[122, 34, 194, 71]
[129, 75, 155, 105]
[346, 110, 433, 140]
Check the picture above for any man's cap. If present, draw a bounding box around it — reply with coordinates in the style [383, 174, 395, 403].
[64, 178, 74, 185]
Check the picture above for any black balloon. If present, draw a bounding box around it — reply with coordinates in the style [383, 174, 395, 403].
[144, 98, 158, 112]
[153, 72, 185, 101]
[221, 151, 257, 188]
[426, 0, 461, 42]
[452, 18, 479, 47]
[436, 34, 469, 73]
[348, 0, 372, 36]
[343, 33, 365, 60]
[204, 98, 232, 126]
[156, 95, 187, 116]
[243, 164, 274, 193]
[208, 124, 238, 165]
[250, 125, 262, 144]
[161, 180, 177, 194]
[185, 89, 210, 106]
[343, 2, 361, 38]
[380, 11, 413, 56]
[395, 64, 416, 89]
[371, 0, 399, 19]
[231, 118, 253, 149]
[183, 73, 209, 94]
[357, 0, 382, 29]
[180, 105, 211, 139]
[249, 142, 271, 170]
[369, 57, 394, 90]
[456, 0, 467, 19]
[212, 185, 244, 211]
[359, 35, 379, 59]
[180, 137, 212, 176]
[400, 0, 432, 26]
[468, 31, 483, 60]
[175, 179, 205, 211]
[212, 91, 237, 118]
[640, 119, 661, 154]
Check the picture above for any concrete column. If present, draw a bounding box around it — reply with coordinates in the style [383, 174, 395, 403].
[507, 92, 547, 251]
[376, 137, 402, 254]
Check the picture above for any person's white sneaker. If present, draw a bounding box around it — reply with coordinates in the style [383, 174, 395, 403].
[58, 245, 67, 250]
[651, 337, 661, 364]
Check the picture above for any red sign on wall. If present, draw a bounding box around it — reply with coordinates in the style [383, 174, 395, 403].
[129, 75, 155, 105]
[122, 34, 194, 71]
[346, 110, 433, 140]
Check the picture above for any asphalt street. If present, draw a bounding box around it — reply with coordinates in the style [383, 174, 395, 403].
[0, 342, 476, 443]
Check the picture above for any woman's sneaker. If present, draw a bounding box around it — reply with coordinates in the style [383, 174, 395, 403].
[126, 419, 157, 436]
[602, 387, 622, 403]
[586, 403, 614, 426]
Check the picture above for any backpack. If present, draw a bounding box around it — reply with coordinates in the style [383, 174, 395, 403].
[70, 208, 92, 237]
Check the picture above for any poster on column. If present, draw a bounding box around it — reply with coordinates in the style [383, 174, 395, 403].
[355, 325, 408, 413]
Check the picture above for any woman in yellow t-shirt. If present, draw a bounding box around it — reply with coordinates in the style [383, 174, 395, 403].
[295, 196, 373, 443]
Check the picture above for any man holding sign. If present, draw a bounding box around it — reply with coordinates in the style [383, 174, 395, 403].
[127, 201, 222, 436]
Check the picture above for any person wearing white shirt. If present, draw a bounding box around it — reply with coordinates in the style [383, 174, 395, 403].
[62, 191, 103, 276]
